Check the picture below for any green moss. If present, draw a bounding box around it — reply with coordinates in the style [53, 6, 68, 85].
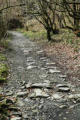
[0, 35, 9, 83]
[0, 63, 8, 83]
[0, 54, 6, 61]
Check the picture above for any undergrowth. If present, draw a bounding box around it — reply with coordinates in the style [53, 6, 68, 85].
[0, 33, 12, 49]
[0, 63, 8, 83]
[17, 28, 80, 52]
[51, 29, 80, 52]
[17, 29, 47, 43]
[0, 33, 10, 83]
[0, 34, 10, 119]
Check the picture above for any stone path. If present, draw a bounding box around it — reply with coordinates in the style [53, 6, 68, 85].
[2, 31, 80, 120]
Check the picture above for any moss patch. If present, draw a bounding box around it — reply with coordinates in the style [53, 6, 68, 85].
[0, 63, 8, 83]
[0, 54, 6, 61]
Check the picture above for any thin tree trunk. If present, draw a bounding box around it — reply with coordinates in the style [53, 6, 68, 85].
[74, 19, 79, 30]
[46, 29, 52, 41]
[73, 0, 79, 30]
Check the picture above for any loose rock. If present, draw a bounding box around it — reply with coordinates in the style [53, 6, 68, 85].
[37, 50, 44, 54]
[56, 84, 69, 88]
[46, 62, 55, 65]
[56, 84, 70, 92]
[49, 69, 61, 73]
[59, 75, 67, 78]
[10, 111, 22, 117]
[17, 92, 28, 97]
[26, 82, 52, 89]
[68, 94, 80, 99]
[27, 65, 37, 70]
[6, 91, 13, 96]
[11, 116, 21, 120]
[29, 89, 49, 98]
[58, 87, 70, 92]
[51, 93, 63, 100]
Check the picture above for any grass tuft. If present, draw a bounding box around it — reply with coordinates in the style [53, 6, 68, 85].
[18, 29, 47, 39]
[17, 29, 47, 44]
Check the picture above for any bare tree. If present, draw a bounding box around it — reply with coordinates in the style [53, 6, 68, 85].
[62, 0, 80, 30]
[25, 0, 59, 41]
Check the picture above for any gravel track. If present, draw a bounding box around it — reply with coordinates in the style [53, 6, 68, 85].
[3, 31, 80, 120]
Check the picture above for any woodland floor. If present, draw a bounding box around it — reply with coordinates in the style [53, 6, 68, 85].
[1, 31, 80, 120]
[43, 42, 80, 87]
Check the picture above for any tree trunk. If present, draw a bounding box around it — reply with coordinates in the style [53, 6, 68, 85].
[74, 19, 79, 30]
[73, 0, 79, 30]
[47, 29, 51, 41]
[51, 27, 59, 34]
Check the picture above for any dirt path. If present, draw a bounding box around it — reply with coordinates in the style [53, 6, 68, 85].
[3, 31, 80, 120]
